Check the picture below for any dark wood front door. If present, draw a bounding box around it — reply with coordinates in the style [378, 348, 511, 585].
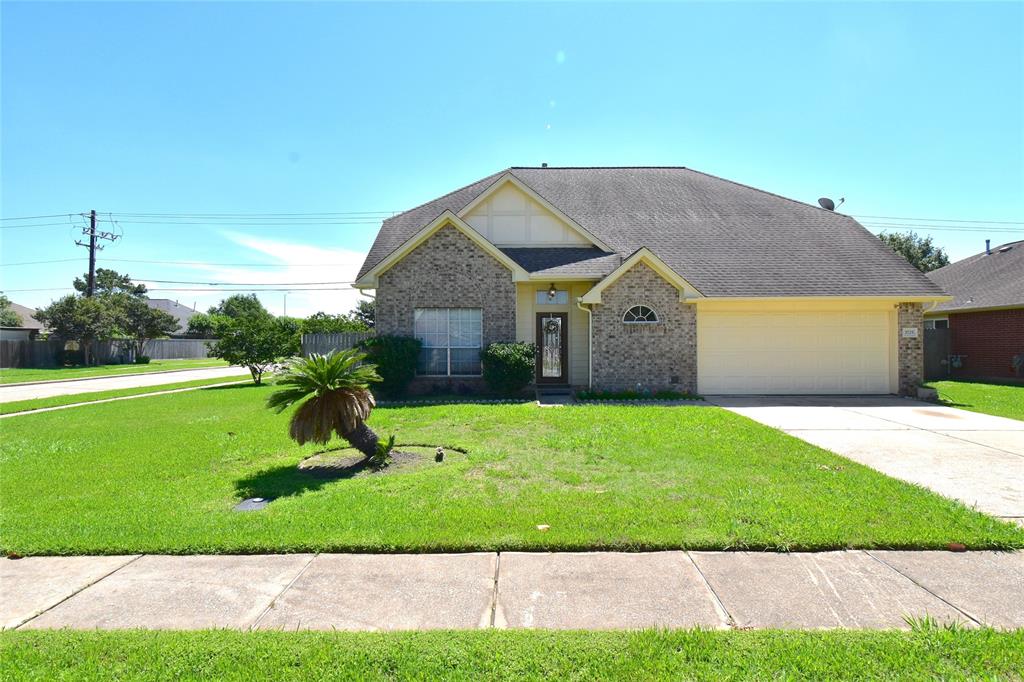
[536, 313, 568, 384]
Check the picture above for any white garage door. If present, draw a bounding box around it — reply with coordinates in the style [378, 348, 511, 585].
[697, 310, 892, 394]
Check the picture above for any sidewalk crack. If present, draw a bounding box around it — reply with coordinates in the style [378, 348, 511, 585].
[863, 551, 982, 627]
[488, 553, 501, 628]
[13, 553, 145, 630]
[249, 553, 317, 631]
[686, 552, 735, 629]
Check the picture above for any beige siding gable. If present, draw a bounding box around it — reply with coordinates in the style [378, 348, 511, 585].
[463, 182, 591, 247]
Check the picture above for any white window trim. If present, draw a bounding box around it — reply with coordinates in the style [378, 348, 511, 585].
[924, 317, 949, 330]
[622, 304, 660, 325]
[415, 308, 483, 377]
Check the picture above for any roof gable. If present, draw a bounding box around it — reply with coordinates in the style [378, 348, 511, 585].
[580, 248, 703, 304]
[355, 210, 528, 288]
[458, 174, 612, 251]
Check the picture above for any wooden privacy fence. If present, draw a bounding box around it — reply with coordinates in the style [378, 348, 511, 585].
[0, 337, 217, 368]
[301, 332, 374, 357]
[142, 338, 216, 360]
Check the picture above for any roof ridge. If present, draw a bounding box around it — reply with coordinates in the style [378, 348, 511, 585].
[679, 167, 852, 219]
[510, 166, 691, 169]
[514, 165, 856, 219]
[384, 169, 509, 222]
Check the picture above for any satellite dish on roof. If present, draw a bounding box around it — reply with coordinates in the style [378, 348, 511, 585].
[817, 197, 845, 211]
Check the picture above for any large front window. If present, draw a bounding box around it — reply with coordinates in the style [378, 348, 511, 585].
[413, 308, 483, 376]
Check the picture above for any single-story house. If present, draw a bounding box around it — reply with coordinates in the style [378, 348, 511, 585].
[0, 302, 45, 340]
[145, 298, 198, 336]
[925, 240, 1023, 381]
[355, 167, 948, 395]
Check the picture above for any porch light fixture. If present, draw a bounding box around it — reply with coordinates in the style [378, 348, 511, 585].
[547, 283, 557, 301]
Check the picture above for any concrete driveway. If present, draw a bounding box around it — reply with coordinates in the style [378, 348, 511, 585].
[0, 366, 247, 404]
[709, 395, 1024, 524]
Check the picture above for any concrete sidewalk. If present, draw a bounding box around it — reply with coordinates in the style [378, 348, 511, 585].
[0, 366, 247, 404]
[3, 550, 1021, 631]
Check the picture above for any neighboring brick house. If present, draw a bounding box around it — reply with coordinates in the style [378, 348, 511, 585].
[925, 240, 1024, 381]
[355, 167, 947, 395]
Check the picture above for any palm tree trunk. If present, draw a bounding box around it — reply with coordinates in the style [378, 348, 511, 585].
[343, 421, 380, 459]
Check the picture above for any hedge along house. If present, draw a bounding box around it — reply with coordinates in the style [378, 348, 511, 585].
[355, 167, 949, 395]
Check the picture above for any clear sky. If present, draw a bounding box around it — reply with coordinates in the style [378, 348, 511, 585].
[2, 1, 1022, 317]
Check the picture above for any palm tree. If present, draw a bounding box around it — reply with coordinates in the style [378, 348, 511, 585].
[266, 349, 383, 459]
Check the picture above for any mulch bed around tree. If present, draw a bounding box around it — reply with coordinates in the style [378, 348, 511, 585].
[297, 446, 462, 480]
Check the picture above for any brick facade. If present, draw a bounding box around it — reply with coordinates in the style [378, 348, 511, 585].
[949, 308, 1024, 380]
[897, 302, 924, 395]
[375, 224, 516, 393]
[590, 262, 697, 393]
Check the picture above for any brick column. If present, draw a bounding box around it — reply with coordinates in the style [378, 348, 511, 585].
[897, 303, 924, 395]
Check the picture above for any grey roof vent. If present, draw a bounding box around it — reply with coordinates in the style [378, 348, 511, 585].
[999, 245, 1013, 253]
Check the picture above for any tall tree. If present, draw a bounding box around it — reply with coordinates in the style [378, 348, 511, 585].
[119, 298, 180, 358]
[73, 268, 148, 298]
[352, 299, 375, 329]
[185, 312, 230, 338]
[877, 231, 950, 273]
[301, 311, 368, 334]
[207, 315, 299, 384]
[208, 294, 270, 320]
[0, 294, 23, 327]
[35, 295, 118, 365]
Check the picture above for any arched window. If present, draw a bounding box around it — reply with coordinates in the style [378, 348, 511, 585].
[622, 305, 659, 324]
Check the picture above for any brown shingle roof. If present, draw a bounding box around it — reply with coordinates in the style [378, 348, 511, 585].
[358, 167, 945, 298]
[927, 240, 1024, 312]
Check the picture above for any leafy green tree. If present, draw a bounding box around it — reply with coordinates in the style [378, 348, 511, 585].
[185, 312, 230, 338]
[207, 315, 299, 384]
[266, 350, 384, 459]
[73, 268, 148, 297]
[208, 294, 270, 320]
[119, 298, 180, 358]
[352, 299, 375, 329]
[301, 311, 368, 334]
[878, 231, 950, 273]
[0, 294, 22, 327]
[35, 295, 118, 365]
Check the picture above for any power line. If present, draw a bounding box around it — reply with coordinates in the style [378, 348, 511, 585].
[2, 286, 357, 293]
[110, 211, 398, 218]
[139, 279, 355, 286]
[0, 213, 80, 221]
[0, 258, 83, 267]
[851, 214, 1023, 225]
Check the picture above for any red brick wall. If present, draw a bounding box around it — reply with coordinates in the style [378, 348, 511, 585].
[949, 308, 1024, 380]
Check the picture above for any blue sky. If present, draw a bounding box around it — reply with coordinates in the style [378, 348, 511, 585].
[2, 1, 1021, 317]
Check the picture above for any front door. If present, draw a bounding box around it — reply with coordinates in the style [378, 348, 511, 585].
[536, 313, 568, 384]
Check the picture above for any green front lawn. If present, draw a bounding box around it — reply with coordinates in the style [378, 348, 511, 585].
[0, 375, 250, 415]
[2, 385, 1019, 555]
[0, 358, 229, 385]
[3, 629, 1022, 681]
[926, 379, 1024, 421]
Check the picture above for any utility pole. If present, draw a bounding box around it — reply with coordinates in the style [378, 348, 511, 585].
[75, 211, 119, 296]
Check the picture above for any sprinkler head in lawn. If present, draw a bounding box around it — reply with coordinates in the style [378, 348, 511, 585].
[233, 497, 272, 512]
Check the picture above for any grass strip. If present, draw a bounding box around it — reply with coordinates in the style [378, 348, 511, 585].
[2, 628, 1022, 681]
[0, 359, 229, 385]
[2, 386, 1021, 555]
[0, 375, 250, 415]
[925, 379, 1024, 422]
